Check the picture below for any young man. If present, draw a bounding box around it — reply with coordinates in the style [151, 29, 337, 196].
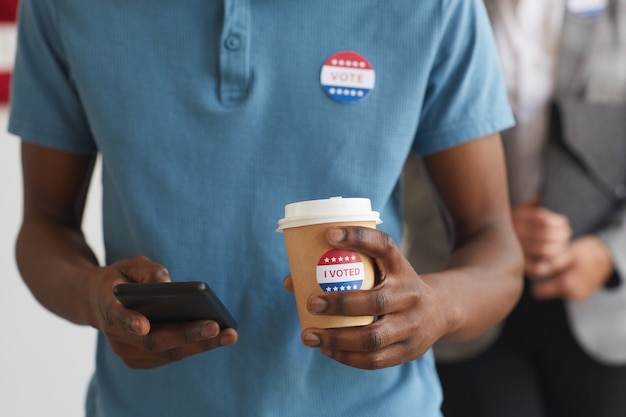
[9, 1, 522, 415]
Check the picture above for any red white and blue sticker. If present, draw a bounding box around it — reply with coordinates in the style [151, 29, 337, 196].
[316, 249, 365, 292]
[320, 51, 375, 103]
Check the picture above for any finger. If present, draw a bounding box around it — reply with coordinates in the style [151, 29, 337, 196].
[112, 328, 238, 369]
[319, 342, 409, 370]
[116, 255, 171, 284]
[529, 207, 571, 231]
[526, 249, 573, 278]
[302, 321, 422, 370]
[520, 236, 570, 260]
[514, 208, 572, 244]
[283, 275, 294, 293]
[530, 277, 562, 300]
[114, 306, 151, 336]
[326, 226, 405, 273]
[302, 320, 397, 351]
[127, 320, 223, 352]
[307, 285, 399, 317]
[516, 225, 571, 256]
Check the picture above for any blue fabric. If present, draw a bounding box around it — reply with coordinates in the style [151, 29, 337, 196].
[9, 0, 513, 416]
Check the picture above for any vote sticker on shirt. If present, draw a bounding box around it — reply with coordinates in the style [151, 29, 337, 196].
[567, 0, 607, 16]
[320, 51, 375, 103]
[316, 249, 366, 292]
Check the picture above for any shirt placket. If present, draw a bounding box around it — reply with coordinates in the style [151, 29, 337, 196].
[219, 0, 251, 106]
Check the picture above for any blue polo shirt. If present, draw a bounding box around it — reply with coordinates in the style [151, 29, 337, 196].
[9, 0, 513, 416]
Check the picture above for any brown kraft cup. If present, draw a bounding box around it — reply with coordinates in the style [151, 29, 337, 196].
[277, 197, 382, 329]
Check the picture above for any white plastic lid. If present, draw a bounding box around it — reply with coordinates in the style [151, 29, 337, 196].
[276, 196, 382, 231]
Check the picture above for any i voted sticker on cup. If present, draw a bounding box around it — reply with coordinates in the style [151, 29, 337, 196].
[320, 51, 375, 103]
[316, 249, 366, 292]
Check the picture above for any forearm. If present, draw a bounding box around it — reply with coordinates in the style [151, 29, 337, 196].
[16, 218, 101, 327]
[420, 134, 524, 341]
[424, 221, 523, 342]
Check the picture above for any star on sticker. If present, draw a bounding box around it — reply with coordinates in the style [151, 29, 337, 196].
[324, 257, 330, 263]
[326, 287, 332, 292]
[333, 286, 339, 291]
[338, 256, 344, 262]
[340, 286, 346, 291]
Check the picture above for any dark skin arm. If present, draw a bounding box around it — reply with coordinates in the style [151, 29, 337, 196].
[285, 133, 524, 370]
[18, 132, 519, 370]
[16, 142, 238, 369]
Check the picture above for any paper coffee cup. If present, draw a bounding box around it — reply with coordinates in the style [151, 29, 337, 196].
[277, 197, 382, 329]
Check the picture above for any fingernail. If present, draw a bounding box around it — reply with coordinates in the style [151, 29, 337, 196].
[327, 228, 345, 243]
[200, 322, 219, 338]
[309, 297, 328, 314]
[302, 332, 321, 347]
[219, 333, 236, 346]
[156, 267, 170, 281]
[130, 318, 143, 335]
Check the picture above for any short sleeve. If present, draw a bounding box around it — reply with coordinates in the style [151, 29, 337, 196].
[413, 0, 513, 155]
[8, 0, 95, 154]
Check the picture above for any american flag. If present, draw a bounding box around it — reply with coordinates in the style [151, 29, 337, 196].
[0, 0, 17, 103]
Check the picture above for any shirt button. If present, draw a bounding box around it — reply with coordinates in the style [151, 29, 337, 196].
[224, 35, 242, 51]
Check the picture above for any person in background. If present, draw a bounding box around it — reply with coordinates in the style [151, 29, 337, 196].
[8, 1, 522, 416]
[434, 1, 626, 416]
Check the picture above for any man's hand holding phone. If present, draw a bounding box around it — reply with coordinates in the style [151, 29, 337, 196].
[93, 256, 238, 369]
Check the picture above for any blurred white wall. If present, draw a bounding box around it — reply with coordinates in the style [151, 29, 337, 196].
[0, 104, 101, 417]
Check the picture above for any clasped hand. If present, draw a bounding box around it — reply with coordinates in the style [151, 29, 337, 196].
[512, 201, 614, 301]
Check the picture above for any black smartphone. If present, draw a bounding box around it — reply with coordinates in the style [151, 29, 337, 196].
[113, 281, 238, 330]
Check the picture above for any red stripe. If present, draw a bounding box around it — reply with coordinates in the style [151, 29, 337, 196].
[0, 72, 11, 103]
[0, 0, 18, 22]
